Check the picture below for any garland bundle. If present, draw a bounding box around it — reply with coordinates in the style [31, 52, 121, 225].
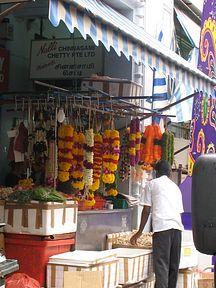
[161, 130, 174, 165]
[83, 129, 94, 186]
[102, 129, 120, 184]
[129, 118, 141, 166]
[71, 131, 85, 190]
[119, 128, 131, 181]
[140, 123, 162, 167]
[58, 124, 74, 182]
[89, 133, 103, 192]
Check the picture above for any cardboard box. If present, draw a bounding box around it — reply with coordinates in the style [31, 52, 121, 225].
[198, 272, 214, 288]
[4, 200, 78, 235]
[179, 242, 198, 269]
[113, 248, 153, 285]
[47, 251, 119, 288]
[81, 78, 143, 99]
[177, 269, 196, 288]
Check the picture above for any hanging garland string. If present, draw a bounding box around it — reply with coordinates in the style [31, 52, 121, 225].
[58, 124, 74, 182]
[89, 133, 103, 192]
[129, 118, 141, 167]
[83, 128, 94, 186]
[102, 129, 120, 184]
[70, 131, 85, 190]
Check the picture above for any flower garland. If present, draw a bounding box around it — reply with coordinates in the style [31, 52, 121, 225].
[119, 128, 131, 181]
[89, 133, 103, 192]
[105, 177, 118, 197]
[83, 129, 94, 186]
[70, 131, 85, 190]
[129, 118, 141, 166]
[58, 124, 74, 182]
[102, 130, 120, 185]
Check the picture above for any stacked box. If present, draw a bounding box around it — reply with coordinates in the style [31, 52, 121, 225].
[198, 272, 214, 288]
[47, 251, 119, 288]
[114, 248, 153, 285]
[177, 269, 196, 288]
[4, 200, 78, 235]
[142, 274, 155, 288]
[106, 231, 152, 250]
[81, 78, 143, 101]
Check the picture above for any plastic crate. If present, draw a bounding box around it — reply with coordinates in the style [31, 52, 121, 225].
[5, 234, 74, 287]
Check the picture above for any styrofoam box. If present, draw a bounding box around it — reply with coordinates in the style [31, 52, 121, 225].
[179, 241, 198, 269]
[177, 269, 196, 288]
[113, 248, 153, 285]
[47, 251, 119, 288]
[4, 200, 78, 235]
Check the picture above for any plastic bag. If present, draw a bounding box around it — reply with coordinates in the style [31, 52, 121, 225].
[6, 273, 40, 288]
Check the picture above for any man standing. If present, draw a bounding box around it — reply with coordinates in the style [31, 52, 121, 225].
[130, 160, 184, 288]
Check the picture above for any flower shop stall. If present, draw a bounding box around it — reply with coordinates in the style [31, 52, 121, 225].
[0, 81, 177, 286]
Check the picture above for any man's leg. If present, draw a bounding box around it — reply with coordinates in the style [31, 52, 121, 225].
[153, 230, 172, 288]
[168, 229, 182, 288]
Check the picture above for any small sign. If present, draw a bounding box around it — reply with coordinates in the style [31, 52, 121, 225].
[30, 38, 102, 79]
[183, 247, 191, 257]
[0, 48, 9, 92]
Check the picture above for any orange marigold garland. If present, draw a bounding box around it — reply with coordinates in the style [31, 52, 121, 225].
[70, 131, 85, 190]
[102, 130, 120, 185]
[58, 124, 74, 182]
[89, 133, 103, 192]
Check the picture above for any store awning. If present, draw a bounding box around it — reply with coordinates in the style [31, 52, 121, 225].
[49, 0, 216, 95]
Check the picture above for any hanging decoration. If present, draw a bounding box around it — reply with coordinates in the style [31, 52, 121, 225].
[102, 129, 120, 184]
[140, 123, 162, 169]
[129, 118, 141, 167]
[83, 129, 94, 186]
[58, 124, 74, 182]
[70, 131, 85, 190]
[119, 128, 131, 181]
[161, 130, 174, 165]
[89, 133, 103, 192]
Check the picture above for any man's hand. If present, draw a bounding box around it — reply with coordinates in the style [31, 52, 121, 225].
[130, 231, 142, 245]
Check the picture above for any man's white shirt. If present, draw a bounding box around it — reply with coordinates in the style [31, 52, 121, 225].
[143, 175, 184, 233]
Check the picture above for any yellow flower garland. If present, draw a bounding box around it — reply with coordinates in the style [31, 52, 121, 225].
[102, 129, 120, 184]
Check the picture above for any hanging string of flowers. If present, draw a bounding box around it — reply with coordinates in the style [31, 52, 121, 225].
[129, 118, 141, 167]
[102, 129, 120, 185]
[89, 133, 103, 192]
[58, 124, 74, 182]
[83, 129, 94, 186]
[119, 128, 131, 181]
[70, 131, 85, 190]
[105, 175, 118, 197]
[140, 123, 162, 169]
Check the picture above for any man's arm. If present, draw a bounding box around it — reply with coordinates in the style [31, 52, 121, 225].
[130, 205, 151, 245]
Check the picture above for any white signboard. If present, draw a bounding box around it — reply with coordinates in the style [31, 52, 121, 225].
[30, 38, 102, 79]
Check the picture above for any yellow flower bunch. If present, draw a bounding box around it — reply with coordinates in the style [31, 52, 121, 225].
[18, 178, 33, 189]
[106, 188, 118, 197]
[58, 171, 69, 182]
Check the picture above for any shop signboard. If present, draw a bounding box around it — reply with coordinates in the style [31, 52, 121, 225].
[188, 0, 216, 176]
[30, 38, 102, 79]
[0, 48, 9, 92]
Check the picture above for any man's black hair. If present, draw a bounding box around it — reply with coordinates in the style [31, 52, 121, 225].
[154, 160, 171, 177]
